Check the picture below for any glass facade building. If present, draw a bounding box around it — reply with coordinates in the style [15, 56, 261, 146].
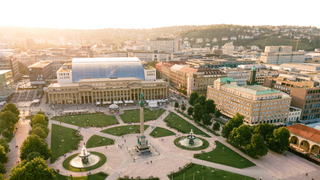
[72, 57, 145, 82]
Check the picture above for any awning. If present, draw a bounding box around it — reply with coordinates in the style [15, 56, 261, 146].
[129, 100, 134, 103]
[110, 104, 119, 109]
[114, 101, 118, 104]
[118, 100, 123, 104]
[124, 100, 129, 104]
[32, 99, 40, 103]
[96, 102, 100, 105]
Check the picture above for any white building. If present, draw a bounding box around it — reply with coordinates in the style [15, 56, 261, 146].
[288, 106, 302, 122]
[57, 63, 72, 84]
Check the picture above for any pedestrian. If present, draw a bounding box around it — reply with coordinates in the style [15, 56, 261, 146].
[306, 173, 308, 176]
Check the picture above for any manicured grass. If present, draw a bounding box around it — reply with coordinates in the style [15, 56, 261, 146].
[149, 127, 175, 138]
[168, 163, 255, 180]
[52, 113, 118, 127]
[86, 135, 115, 148]
[101, 125, 149, 136]
[54, 172, 108, 180]
[164, 112, 210, 137]
[174, 137, 210, 151]
[194, 141, 255, 169]
[62, 152, 106, 172]
[51, 124, 82, 163]
[119, 108, 166, 123]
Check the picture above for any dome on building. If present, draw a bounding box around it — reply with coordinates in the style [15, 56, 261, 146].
[72, 57, 145, 82]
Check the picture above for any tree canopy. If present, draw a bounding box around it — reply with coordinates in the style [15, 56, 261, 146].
[32, 124, 50, 135]
[181, 104, 186, 112]
[221, 112, 244, 140]
[202, 114, 212, 126]
[0, 138, 9, 153]
[229, 124, 252, 147]
[36, 111, 49, 122]
[30, 127, 48, 139]
[253, 123, 277, 141]
[212, 122, 220, 131]
[1, 103, 19, 117]
[9, 157, 55, 180]
[0, 162, 5, 175]
[194, 95, 206, 108]
[0, 111, 19, 132]
[187, 107, 193, 116]
[188, 91, 199, 106]
[20, 135, 52, 160]
[174, 101, 179, 108]
[246, 134, 268, 158]
[204, 99, 215, 114]
[214, 109, 222, 118]
[193, 103, 203, 123]
[26, 152, 44, 162]
[0, 146, 8, 164]
[267, 127, 291, 153]
[31, 114, 48, 127]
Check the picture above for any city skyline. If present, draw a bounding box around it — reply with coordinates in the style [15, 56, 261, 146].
[0, 0, 319, 29]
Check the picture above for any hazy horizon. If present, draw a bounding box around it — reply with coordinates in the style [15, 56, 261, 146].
[1, 0, 319, 29]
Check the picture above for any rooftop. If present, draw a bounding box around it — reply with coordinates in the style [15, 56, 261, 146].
[286, 124, 320, 144]
[58, 68, 72, 73]
[79, 77, 140, 82]
[28, 61, 51, 68]
[0, 70, 11, 74]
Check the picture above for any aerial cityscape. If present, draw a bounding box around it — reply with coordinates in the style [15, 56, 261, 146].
[1, 1, 320, 180]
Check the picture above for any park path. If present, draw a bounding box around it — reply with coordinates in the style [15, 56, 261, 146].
[115, 115, 124, 124]
[4, 118, 31, 178]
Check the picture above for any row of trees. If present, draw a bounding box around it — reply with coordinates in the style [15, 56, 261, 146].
[222, 113, 291, 158]
[8, 111, 54, 180]
[0, 103, 20, 177]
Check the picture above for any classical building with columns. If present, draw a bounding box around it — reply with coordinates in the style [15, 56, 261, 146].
[44, 57, 168, 104]
[287, 124, 320, 160]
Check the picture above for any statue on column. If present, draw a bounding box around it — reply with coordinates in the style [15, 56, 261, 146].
[139, 93, 145, 107]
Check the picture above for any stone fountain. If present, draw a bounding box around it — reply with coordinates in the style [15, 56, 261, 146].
[69, 145, 100, 168]
[179, 129, 203, 148]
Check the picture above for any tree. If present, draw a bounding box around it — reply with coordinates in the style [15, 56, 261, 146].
[181, 104, 186, 112]
[9, 157, 55, 180]
[1, 130, 12, 142]
[194, 95, 206, 107]
[30, 127, 48, 139]
[20, 135, 52, 160]
[0, 111, 19, 132]
[1, 103, 19, 116]
[221, 112, 244, 140]
[0, 138, 9, 153]
[267, 127, 291, 153]
[32, 124, 50, 135]
[188, 91, 199, 106]
[253, 123, 277, 141]
[246, 134, 268, 158]
[202, 114, 212, 126]
[174, 102, 179, 109]
[31, 114, 48, 127]
[187, 107, 193, 116]
[26, 152, 44, 161]
[204, 99, 215, 114]
[229, 124, 252, 147]
[36, 111, 49, 122]
[0, 162, 5, 175]
[0, 146, 8, 164]
[214, 109, 222, 118]
[212, 122, 220, 131]
[193, 103, 203, 123]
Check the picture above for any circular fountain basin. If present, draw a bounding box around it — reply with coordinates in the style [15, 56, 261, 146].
[179, 138, 203, 148]
[69, 154, 100, 168]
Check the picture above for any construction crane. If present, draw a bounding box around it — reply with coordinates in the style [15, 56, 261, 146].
[285, 39, 300, 51]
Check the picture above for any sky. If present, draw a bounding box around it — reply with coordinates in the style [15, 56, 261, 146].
[0, 0, 319, 29]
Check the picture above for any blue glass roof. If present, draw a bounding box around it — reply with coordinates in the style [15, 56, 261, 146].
[72, 57, 145, 82]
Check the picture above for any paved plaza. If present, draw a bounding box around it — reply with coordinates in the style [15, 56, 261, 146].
[3, 95, 320, 180]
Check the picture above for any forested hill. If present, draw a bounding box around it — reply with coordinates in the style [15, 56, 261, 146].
[178, 24, 320, 51]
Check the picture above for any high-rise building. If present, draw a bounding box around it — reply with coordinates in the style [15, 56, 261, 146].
[149, 38, 174, 53]
[28, 61, 53, 85]
[25, 39, 35, 50]
[0, 70, 15, 101]
[260, 46, 306, 64]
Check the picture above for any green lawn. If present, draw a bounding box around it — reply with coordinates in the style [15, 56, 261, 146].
[119, 108, 166, 123]
[149, 127, 175, 138]
[168, 163, 255, 180]
[86, 135, 115, 148]
[174, 137, 209, 151]
[54, 172, 108, 180]
[51, 113, 118, 127]
[62, 152, 106, 172]
[164, 112, 210, 137]
[194, 141, 255, 169]
[101, 125, 149, 136]
[51, 124, 82, 163]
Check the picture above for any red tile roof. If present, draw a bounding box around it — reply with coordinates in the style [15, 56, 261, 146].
[179, 67, 198, 74]
[286, 124, 320, 144]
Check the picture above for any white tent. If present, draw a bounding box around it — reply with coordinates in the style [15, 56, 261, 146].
[148, 101, 158, 108]
[114, 101, 118, 104]
[0, 102, 5, 106]
[129, 100, 134, 103]
[118, 100, 123, 104]
[32, 99, 40, 103]
[96, 101, 100, 105]
[110, 104, 119, 109]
